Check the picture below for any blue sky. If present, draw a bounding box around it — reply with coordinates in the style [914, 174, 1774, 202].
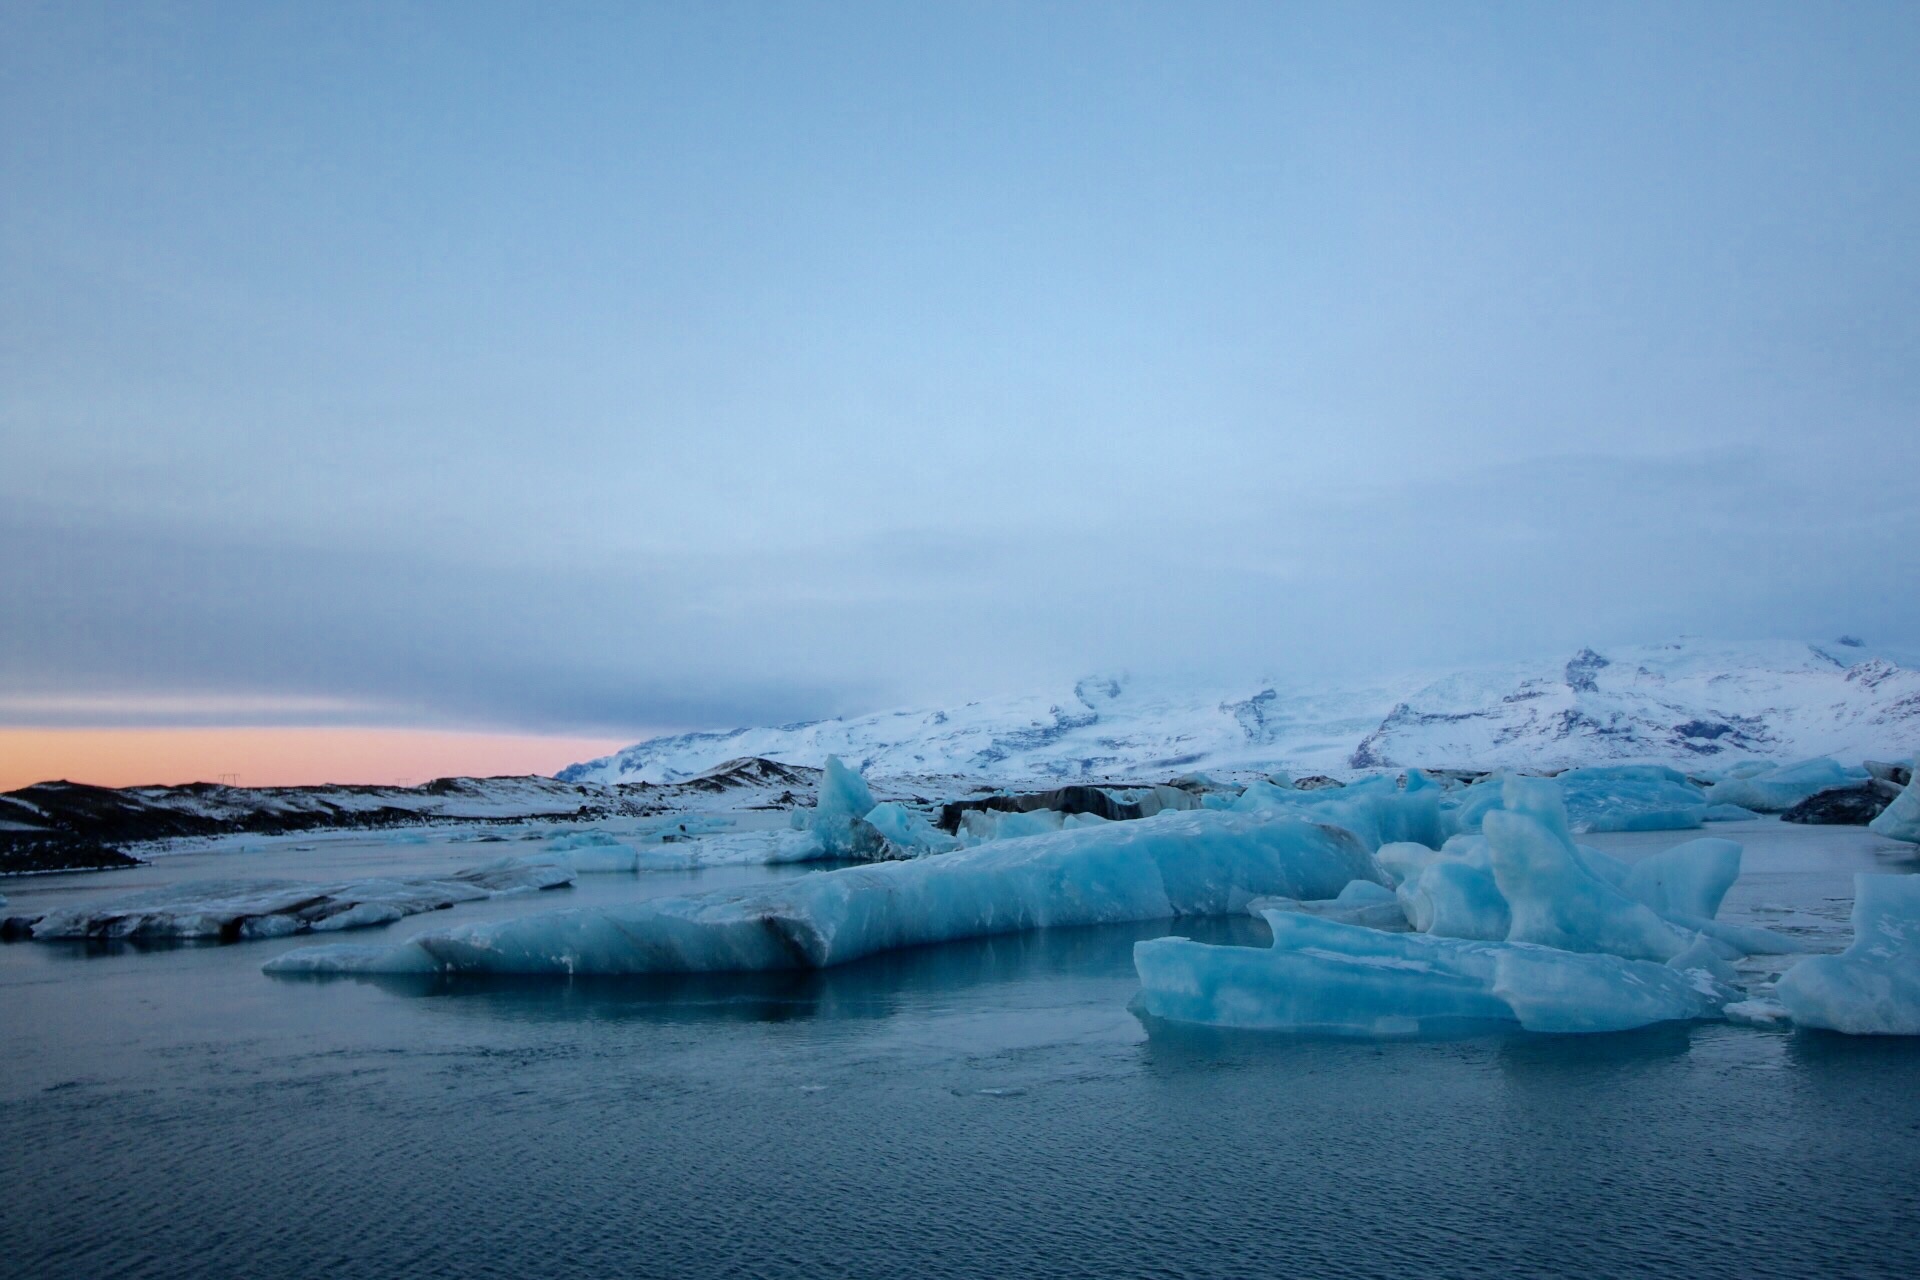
[4, 1, 1917, 743]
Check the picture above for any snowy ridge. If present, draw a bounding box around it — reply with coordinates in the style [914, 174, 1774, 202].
[562, 638, 1920, 784]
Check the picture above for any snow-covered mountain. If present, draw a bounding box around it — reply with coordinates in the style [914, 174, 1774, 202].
[560, 638, 1920, 784]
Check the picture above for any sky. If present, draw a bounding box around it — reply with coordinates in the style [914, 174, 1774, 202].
[3, 2, 1918, 788]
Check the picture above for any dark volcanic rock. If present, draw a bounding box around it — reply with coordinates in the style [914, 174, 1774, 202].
[1294, 775, 1344, 791]
[1564, 647, 1612, 693]
[1781, 784, 1891, 826]
[0, 833, 144, 876]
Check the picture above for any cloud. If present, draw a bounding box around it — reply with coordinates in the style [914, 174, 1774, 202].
[4, 446, 1914, 735]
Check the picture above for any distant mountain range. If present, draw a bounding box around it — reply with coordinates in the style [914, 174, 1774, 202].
[561, 638, 1920, 784]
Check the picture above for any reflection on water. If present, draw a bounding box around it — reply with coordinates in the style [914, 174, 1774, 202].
[326, 916, 1276, 1025]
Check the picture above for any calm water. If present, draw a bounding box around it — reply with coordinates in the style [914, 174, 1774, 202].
[4, 824, 1920, 1279]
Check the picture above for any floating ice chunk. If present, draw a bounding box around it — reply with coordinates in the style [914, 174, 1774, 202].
[1230, 780, 1446, 852]
[1135, 917, 1514, 1036]
[862, 802, 961, 855]
[1332, 879, 1397, 907]
[1666, 935, 1741, 987]
[1704, 803, 1761, 822]
[1724, 998, 1791, 1028]
[1676, 915, 1810, 956]
[1558, 765, 1708, 833]
[1391, 781, 1798, 959]
[545, 830, 626, 851]
[1136, 785, 1203, 817]
[1489, 941, 1736, 1034]
[1483, 779, 1692, 962]
[631, 829, 829, 869]
[1571, 841, 1634, 889]
[1621, 838, 1741, 921]
[1134, 909, 1733, 1037]
[265, 809, 1382, 977]
[1776, 874, 1920, 1034]
[309, 901, 408, 932]
[1251, 879, 1409, 931]
[959, 808, 1065, 845]
[1450, 766, 1707, 835]
[263, 941, 441, 975]
[531, 831, 642, 873]
[1374, 840, 1451, 886]
[1867, 760, 1920, 843]
[1708, 758, 1869, 813]
[811, 756, 882, 858]
[27, 861, 573, 943]
[1399, 859, 1510, 941]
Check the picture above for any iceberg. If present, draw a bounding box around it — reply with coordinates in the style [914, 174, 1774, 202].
[1776, 874, 1920, 1034]
[959, 808, 1065, 844]
[1448, 766, 1707, 835]
[265, 809, 1381, 977]
[1867, 759, 1920, 843]
[1133, 907, 1736, 1036]
[1480, 780, 1693, 961]
[1250, 879, 1409, 932]
[1555, 765, 1708, 833]
[1707, 758, 1869, 813]
[862, 801, 960, 855]
[628, 829, 831, 870]
[24, 859, 574, 943]
[1399, 856, 1510, 941]
[810, 756, 883, 858]
[532, 831, 643, 873]
[1132, 774, 1805, 1038]
[1620, 837, 1741, 921]
[1230, 777, 1447, 851]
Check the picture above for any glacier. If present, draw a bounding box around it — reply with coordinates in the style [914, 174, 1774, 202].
[263, 809, 1380, 977]
[1776, 875, 1920, 1034]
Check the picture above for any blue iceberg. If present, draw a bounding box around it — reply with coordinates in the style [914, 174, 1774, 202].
[1867, 760, 1920, 843]
[1707, 758, 1868, 813]
[265, 809, 1382, 977]
[1776, 874, 1920, 1035]
[1134, 908, 1737, 1037]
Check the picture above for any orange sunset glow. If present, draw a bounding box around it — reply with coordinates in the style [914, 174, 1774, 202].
[0, 728, 632, 792]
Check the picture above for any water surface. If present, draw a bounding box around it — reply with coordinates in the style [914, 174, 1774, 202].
[4, 822, 1919, 1279]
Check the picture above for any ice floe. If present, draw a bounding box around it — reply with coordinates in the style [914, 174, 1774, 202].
[21, 859, 573, 943]
[1133, 907, 1738, 1037]
[264, 809, 1380, 977]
